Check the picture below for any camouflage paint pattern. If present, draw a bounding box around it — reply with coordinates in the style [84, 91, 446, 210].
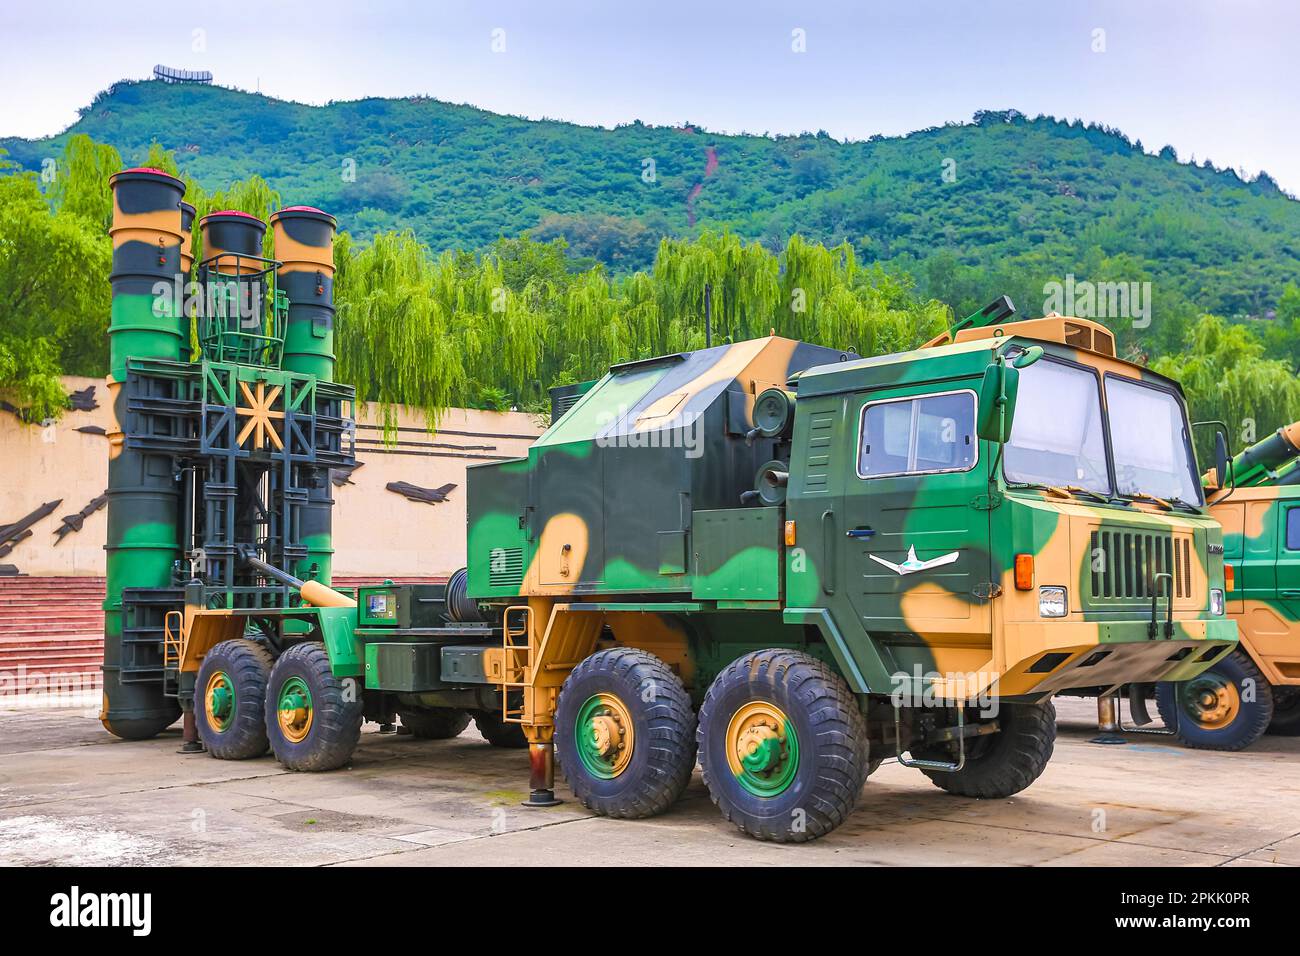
[103, 168, 187, 736]
[272, 206, 339, 586]
[467, 320, 1236, 706]
[199, 210, 267, 275]
[1209, 482, 1300, 687]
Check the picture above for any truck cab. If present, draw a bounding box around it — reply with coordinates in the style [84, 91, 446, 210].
[784, 315, 1236, 705]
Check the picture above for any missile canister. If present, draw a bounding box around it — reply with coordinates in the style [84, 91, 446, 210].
[102, 167, 186, 739]
[270, 206, 337, 382]
[271, 207, 339, 586]
[199, 210, 268, 343]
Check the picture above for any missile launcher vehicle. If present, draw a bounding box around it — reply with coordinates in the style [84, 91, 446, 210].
[463, 303, 1238, 840]
[99, 170, 1237, 840]
[1148, 422, 1300, 749]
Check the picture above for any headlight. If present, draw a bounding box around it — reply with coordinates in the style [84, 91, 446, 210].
[1210, 588, 1225, 616]
[1039, 586, 1067, 618]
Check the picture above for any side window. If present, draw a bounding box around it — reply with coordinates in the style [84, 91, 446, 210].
[1286, 509, 1300, 551]
[858, 391, 977, 478]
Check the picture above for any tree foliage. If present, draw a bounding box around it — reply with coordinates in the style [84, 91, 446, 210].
[1151, 315, 1300, 461]
[6, 81, 1296, 324]
[0, 153, 110, 419]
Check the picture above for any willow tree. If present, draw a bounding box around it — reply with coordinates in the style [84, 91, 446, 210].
[335, 231, 467, 433]
[1151, 314, 1300, 461]
[49, 134, 122, 232]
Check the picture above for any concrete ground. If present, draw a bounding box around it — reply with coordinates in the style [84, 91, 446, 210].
[0, 697, 1296, 866]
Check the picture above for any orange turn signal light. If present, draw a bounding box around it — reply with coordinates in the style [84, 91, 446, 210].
[1014, 553, 1034, 591]
[784, 520, 797, 546]
[1224, 564, 1235, 592]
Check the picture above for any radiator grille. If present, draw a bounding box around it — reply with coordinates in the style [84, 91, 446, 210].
[488, 547, 525, 588]
[1089, 530, 1192, 600]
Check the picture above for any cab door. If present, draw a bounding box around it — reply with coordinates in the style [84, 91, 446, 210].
[840, 387, 992, 673]
[1274, 503, 1300, 619]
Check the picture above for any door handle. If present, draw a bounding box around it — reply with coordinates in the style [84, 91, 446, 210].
[846, 527, 875, 538]
[822, 510, 836, 595]
[1281, 590, 1300, 599]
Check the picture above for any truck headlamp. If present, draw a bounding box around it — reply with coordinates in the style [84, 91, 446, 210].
[1209, 588, 1225, 616]
[1039, 586, 1068, 618]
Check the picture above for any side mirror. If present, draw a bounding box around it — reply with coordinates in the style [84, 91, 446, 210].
[1193, 420, 1235, 498]
[977, 346, 1042, 443]
[977, 347, 1040, 444]
[1012, 345, 1044, 369]
[977, 361, 1018, 443]
[1214, 431, 1230, 488]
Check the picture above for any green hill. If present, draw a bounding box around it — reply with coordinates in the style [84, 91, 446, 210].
[4, 80, 1298, 319]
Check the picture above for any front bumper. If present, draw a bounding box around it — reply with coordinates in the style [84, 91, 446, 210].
[996, 618, 1238, 697]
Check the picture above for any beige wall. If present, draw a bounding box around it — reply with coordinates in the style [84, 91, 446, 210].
[0, 376, 541, 578]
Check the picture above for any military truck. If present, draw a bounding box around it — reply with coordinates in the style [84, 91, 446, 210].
[463, 307, 1237, 841]
[1150, 423, 1300, 749]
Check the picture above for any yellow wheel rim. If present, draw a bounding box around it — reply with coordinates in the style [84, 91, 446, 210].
[276, 676, 314, 744]
[1182, 675, 1241, 730]
[724, 701, 799, 796]
[575, 692, 635, 778]
[204, 670, 235, 732]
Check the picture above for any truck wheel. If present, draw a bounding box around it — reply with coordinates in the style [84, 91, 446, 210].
[398, 707, 470, 739]
[195, 639, 273, 759]
[473, 710, 528, 748]
[1156, 649, 1273, 751]
[554, 648, 696, 818]
[698, 649, 869, 842]
[265, 642, 362, 772]
[1268, 687, 1300, 736]
[920, 700, 1055, 799]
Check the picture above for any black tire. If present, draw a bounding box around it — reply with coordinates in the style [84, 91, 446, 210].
[698, 649, 869, 843]
[398, 707, 471, 739]
[194, 638, 273, 759]
[1156, 649, 1273, 751]
[920, 700, 1056, 799]
[554, 647, 696, 818]
[264, 642, 362, 772]
[473, 710, 528, 748]
[1268, 686, 1300, 736]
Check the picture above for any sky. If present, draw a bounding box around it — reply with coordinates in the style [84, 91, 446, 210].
[1, 0, 1297, 191]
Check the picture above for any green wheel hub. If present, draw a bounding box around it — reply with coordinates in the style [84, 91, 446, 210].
[726, 701, 800, 797]
[575, 693, 634, 779]
[204, 671, 235, 732]
[276, 676, 314, 744]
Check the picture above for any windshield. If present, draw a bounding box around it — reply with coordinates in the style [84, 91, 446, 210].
[1003, 358, 1111, 495]
[1105, 375, 1202, 504]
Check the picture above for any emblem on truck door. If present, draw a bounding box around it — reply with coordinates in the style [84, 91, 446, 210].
[869, 546, 960, 576]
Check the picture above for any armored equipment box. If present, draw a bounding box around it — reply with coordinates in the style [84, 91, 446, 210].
[467, 336, 843, 599]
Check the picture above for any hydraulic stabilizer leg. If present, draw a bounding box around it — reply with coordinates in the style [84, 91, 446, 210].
[179, 707, 204, 754]
[521, 726, 563, 808]
[1089, 691, 1128, 745]
[178, 673, 204, 754]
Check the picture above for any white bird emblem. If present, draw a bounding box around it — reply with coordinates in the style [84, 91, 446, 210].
[868, 545, 960, 576]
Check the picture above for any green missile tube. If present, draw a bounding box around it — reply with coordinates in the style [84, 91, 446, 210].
[102, 168, 186, 740]
[270, 206, 338, 584]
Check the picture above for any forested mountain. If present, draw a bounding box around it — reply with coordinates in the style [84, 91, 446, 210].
[5, 79, 1300, 443]
[4, 80, 1297, 324]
